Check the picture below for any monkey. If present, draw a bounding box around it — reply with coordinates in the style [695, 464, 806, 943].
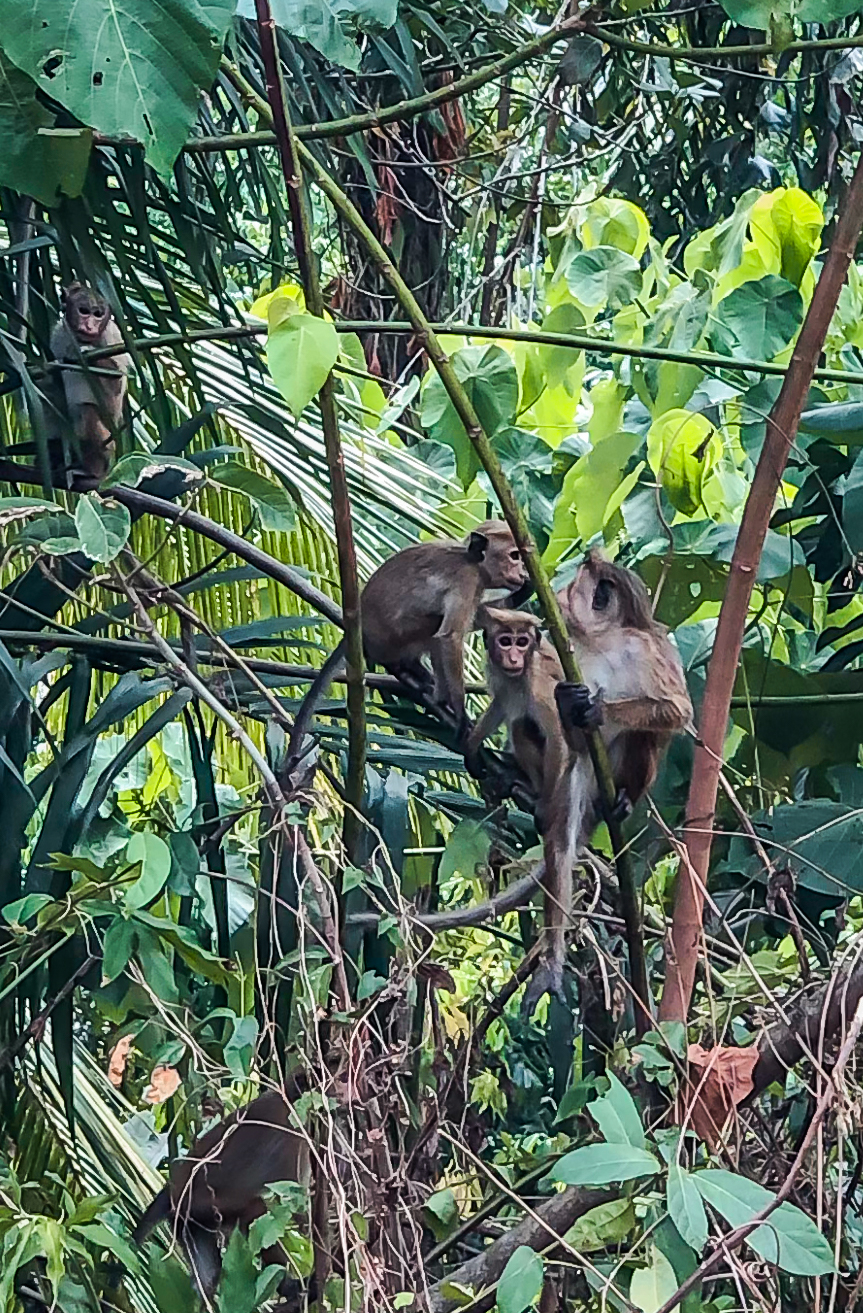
[464, 607, 579, 1001]
[554, 548, 693, 847]
[286, 521, 529, 767]
[50, 282, 130, 480]
[133, 1086, 313, 1305]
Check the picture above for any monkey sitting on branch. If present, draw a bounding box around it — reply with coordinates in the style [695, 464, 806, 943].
[49, 281, 130, 480]
[133, 1084, 313, 1305]
[287, 520, 528, 765]
[554, 547, 693, 851]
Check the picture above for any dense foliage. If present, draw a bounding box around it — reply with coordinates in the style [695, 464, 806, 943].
[0, 1, 863, 1312]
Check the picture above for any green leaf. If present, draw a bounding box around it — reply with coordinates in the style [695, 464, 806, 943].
[564, 1198, 636, 1252]
[630, 1245, 679, 1313]
[693, 1169, 834, 1275]
[148, 1250, 197, 1313]
[421, 345, 519, 489]
[772, 189, 823, 286]
[667, 1163, 708, 1252]
[566, 246, 642, 310]
[267, 313, 340, 418]
[0, 496, 61, 527]
[2, 0, 236, 175]
[647, 410, 721, 516]
[710, 275, 803, 361]
[726, 800, 863, 897]
[124, 832, 171, 911]
[2, 892, 52, 926]
[110, 453, 204, 489]
[496, 1246, 543, 1313]
[536, 304, 586, 388]
[479, 428, 558, 542]
[102, 917, 137, 983]
[217, 1227, 259, 1313]
[438, 820, 491, 884]
[225, 1015, 259, 1079]
[589, 1073, 645, 1149]
[552, 1143, 660, 1186]
[209, 461, 297, 532]
[237, 0, 397, 71]
[74, 495, 131, 564]
[0, 51, 91, 203]
[356, 971, 388, 1000]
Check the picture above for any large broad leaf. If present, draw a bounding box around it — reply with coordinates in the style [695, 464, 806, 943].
[667, 1163, 708, 1252]
[2, 0, 236, 175]
[563, 1198, 636, 1252]
[477, 428, 558, 543]
[629, 1246, 678, 1313]
[209, 462, 297, 532]
[536, 304, 586, 389]
[546, 429, 641, 562]
[267, 313, 340, 419]
[709, 275, 802, 361]
[693, 1170, 833, 1276]
[771, 189, 823, 286]
[588, 1073, 645, 1149]
[800, 401, 863, 446]
[727, 800, 863, 897]
[0, 51, 91, 203]
[552, 1143, 659, 1186]
[237, 0, 397, 70]
[566, 245, 642, 310]
[74, 495, 131, 564]
[670, 520, 803, 583]
[496, 1246, 543, 1313]
[647, 410, 721, 516]
[421, 345, 519, 489]
[124, 832, 171, 911]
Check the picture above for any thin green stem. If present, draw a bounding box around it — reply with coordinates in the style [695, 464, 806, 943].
[254, 0, 366, 862]
[292, 135, 651, 1028]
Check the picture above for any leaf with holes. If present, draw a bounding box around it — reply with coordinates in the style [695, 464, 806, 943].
[2, 0, 236, 175]
[0, 51, 91, 203]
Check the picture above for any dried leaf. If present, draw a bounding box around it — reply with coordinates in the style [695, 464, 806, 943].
[107, 1034, 132, 1087]
[143, 1065, 181, 1104]
[686, 1043, 759, 1147]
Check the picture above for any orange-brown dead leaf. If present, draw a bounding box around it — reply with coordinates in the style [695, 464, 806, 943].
[107, 1034, 132, 1088]
[685, 1042, 759, 1148]
[143, 1065, 181, 1105]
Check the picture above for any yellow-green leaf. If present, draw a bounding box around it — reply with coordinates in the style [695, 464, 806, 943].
[647, 409, 721, 516]
[267, 312, 339, 418]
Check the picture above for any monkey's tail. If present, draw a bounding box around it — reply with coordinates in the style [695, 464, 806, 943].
[132, 1186, 171, 1244]
[286, 639, 347, 768]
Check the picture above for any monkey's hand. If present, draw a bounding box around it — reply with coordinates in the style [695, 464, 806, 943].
[555, 681, 603, 732]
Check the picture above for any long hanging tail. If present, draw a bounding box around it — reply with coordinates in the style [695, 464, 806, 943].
[132, 1186, 171, 1244]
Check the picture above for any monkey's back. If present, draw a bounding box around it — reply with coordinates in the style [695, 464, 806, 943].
[361, 540, 474, 658]
[168, 1089, 309, 1225]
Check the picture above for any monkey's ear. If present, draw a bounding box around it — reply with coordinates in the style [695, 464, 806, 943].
[467, 531, 488, 562]
[62, 281, 84, 305]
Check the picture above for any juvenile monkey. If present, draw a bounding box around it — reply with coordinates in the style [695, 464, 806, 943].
[50, 282, 130, 479]
[288, 521, 528, 765]
[555, 549, 693, 845]
[465, 607, 576, 999]
[134, 1086, 311, 1303]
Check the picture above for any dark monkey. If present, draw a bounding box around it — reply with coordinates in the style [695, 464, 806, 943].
[134, 1087, 311, 1304]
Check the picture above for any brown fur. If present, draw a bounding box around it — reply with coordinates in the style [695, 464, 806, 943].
[466, 607, 574, 1000]
[361, 520, 528, 721]
[133, 1087, 310, 1301]
[50, 282, 129, 479]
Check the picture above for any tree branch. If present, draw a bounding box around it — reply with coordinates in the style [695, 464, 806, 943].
[659, 150, 863, 1026]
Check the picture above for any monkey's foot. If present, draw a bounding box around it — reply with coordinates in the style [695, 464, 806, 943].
[522, 957, 568, 1014]
[555, 681, 603, 731]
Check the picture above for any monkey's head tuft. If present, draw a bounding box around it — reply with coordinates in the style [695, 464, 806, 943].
[481, 606, 541, 676]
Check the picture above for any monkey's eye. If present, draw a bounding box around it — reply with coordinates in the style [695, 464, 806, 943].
[593, 578, 614, 611]
[498, 636, 513, 648]
[516, 636, 531, 648]
[508, 550, 521, 562]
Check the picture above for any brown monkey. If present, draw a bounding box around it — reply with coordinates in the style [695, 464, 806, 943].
[554, 549, 693, 843]
[465, 607, 576, 1000]
[287, 521, 528, 765]
[50, 282, 130, 479]
[134, 1087, 311, 1303]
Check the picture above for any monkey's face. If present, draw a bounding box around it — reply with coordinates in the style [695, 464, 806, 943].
[68, 293, 111, 344]
[477, 530, 529, 592]
[560, 562, 622, 639]
[489, 626, 538, 676]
